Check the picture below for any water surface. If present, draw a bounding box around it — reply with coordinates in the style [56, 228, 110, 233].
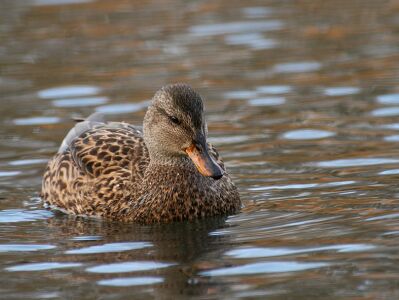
[1, 0, 399, 299]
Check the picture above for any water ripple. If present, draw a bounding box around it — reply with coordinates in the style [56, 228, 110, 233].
[70, 236, 102, 241]
[200, 261, 329, 276]
[6, 262, 82, 272]
[249, 180, 355, 191]
[371, 107, 399, 117]
[378, 169, 399, 175]
[226, 244, 376, 258]
[38, 85, 100, 99]
[384, 135, 399, 142]
[9, 159, 47, 166]
[52, 96, 108, 107]
[225, 34, 277, 49]
[273, 61, 321, 73]
[13, 117, 61, 126]
[96, 101, 149, 114]
[0, 171, 21, 177]
[281, 129, 335, 140]
[208, 135, 250, 145]
[309, 158, 399, 168]
[97, 276, 164, 287]
[66, 242, 152, 254]
[242, 7, 274, 18]
[365, 213, 399, 221]
[249, 97, 285, 106]
[324, 87, 360, 96]
[379, 123, 399, 130]
[256, 85, 292, 94]
[86, 261, 174, 274]
[376, 93, 399, 105]
[189, 21, 284, 36]
[0, 244, 56, 253]
[0, 209, 53, 223]
[223, 90, 258, 99]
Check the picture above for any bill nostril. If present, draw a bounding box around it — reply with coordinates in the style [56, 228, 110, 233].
[192, 141, 203, 153]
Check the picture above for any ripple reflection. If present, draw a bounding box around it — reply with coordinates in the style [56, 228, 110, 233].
[281, 129, 335, 140]
[273, 61, 321, 73]
[66, 242, 152, 254]
[0, 209, 53, 223]
[0, 244, 56, 253]
[226, 243, 376, 258]
[201, 261, 329, 276]
[189, 21, 284, 36]
[309, 158, 399, 168]
[86, 261, 174, 274]
[97, 276, 164, 287]
[6, 262, 82, 272]
[376, 93, 399, 105]
[38, 85, 100, 99]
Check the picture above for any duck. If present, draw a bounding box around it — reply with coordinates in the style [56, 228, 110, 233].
[42, 83, 240, 224]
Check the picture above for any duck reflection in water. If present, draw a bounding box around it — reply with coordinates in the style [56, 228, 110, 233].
[46, 214, 233, 298]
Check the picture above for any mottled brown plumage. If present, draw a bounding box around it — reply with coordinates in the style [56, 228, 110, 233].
[42, 84, 240, 224]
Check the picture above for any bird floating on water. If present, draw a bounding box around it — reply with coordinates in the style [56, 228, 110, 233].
[42, 84, 240, 224]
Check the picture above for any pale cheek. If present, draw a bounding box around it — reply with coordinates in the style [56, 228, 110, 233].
[175, 131, 193, 151]
[157, 128, 182, 149]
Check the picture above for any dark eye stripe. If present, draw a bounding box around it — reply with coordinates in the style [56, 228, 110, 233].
[155, 106, 181, 124]
[154, 105, 194, 134]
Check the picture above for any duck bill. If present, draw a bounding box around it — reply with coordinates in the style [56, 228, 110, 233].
[185, 143, 224, 180]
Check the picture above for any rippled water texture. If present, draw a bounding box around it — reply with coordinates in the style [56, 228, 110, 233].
[1, 0, 399, 299]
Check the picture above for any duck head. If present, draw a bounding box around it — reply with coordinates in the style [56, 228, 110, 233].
[143, 83, 223, 180]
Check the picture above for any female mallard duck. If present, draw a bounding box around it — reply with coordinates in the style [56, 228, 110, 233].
[42, 84, 240, 223]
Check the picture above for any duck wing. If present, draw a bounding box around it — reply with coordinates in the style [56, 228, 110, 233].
[42, 114, 149, 217]
[62, 116, 148, 179]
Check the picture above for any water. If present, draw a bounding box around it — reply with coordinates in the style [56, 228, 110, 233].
[1, 0, 399, 299]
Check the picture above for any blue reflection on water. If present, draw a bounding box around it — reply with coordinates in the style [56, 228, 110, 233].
[66, 242, 152, 254]
[0, 244, 56, 253]
[309, 158, 399, 168]
[38, 85, 100, 99]
[6, 262, 82, 272]
[249, 97, 285, 106]
[273, 61, 321, 73]
[86, 261, 174, 274]
[52, 96, 108, 108]
[201, 261, 329, 276]
[189, 21, 284, 36]
[0, 209, 53, 223]
[226, 243, 375, 258]
[324, 87, 360, 96]
[97, 276, 164, 287]
[281, 129, 335, 140]
[13, 117, 61, 126]
[376, 93, 399, 105]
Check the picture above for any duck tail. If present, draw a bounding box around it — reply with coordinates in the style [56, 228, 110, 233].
[58, 112, 106, 154]
[72, 112, 105, 123]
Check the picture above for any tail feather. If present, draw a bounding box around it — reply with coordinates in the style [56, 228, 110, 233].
[58, 112, 106, 154]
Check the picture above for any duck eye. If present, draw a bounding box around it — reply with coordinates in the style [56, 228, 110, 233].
[169, 116, 180, 125]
